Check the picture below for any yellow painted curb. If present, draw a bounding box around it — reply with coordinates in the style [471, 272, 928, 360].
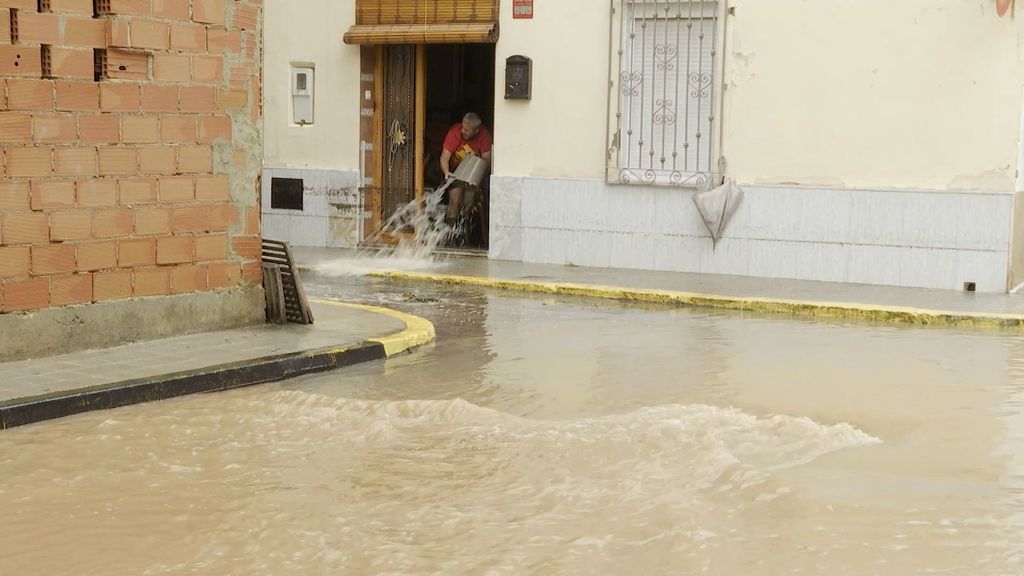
[366, 270, 1024, 328]
[312, 300, 436, 357]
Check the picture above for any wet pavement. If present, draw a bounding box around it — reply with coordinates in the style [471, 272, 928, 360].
[296, 246, 1024, 317]
[1, 270, 1023, 575]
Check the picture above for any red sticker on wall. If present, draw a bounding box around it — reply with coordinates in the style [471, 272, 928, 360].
[513, 0, 534, 19]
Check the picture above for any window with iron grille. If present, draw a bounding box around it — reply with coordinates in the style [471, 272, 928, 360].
[608, 0, 721, 187]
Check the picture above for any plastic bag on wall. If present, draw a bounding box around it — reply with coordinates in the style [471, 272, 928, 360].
[693, 179, 744, 248]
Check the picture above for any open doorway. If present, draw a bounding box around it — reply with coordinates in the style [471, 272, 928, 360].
[423, 44, 496, 251]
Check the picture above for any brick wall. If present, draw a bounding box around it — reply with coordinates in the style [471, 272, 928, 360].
[0, 0, 262, 313]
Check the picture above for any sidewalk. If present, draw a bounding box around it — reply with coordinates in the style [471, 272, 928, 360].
[295, 247, 1024, 327]
[0, 301, 435, 429]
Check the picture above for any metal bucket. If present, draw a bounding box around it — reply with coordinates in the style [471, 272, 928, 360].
[452, 155, 489, 188]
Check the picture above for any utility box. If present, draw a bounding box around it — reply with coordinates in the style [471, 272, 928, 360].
[504, 55, 531, 100]
[292, 67, 314, 125]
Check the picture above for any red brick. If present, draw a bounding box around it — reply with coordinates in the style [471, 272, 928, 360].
[241, 261, 261, 285]
[98, 147, 138, 175]
[63, 16, 107, 47]
[118, 237, 155, 266]
[154, 53, 190, 82]
[160, 115, 195, 143]
[195, 175, 228, 201]
[50, 273, 93, 306]
[179, 86, 215, 113]
[53, 147, 96, 176]
[141, 84, 178, 113]
[0, 181, 30, 211]
[171, 205, 208, 232]
[0, 246, 30, 278]
[100, 83, 141, 112]
[134, 206, 169, 234]
[7, 147, 53, 177]
[130, 19, 169, 50]
[105, 16, 130, 47]
[243, 206, 260, 235]
[6, 79, 54, 110]
[2, 278, 49, 311]
[93, 270, 132, 300]
[171, 264, 207, 293]
[50, 210, 92, 241]
[206, 29, 241, 54]
[120, 116, 159, 143]
[50, 0, 94, 15]
[118, 177, 157, 204]
[152, 0, 188, 20]
[234, 4, 259, 30]
[46, 47, 94, 80]
[0, 10, 10, 45]
[76, 179, 118, 207]
[32, 114, 76, 144]
[103, 0, 150, 16]
[134, 267, 169, 296]
[0, 46, 43, 77]
[215, 88, 246, 112]
[78, 115, 119, 143]
[105, 50, 149, 81]
[0, 114, 32, 144]
[137, 147, 174, 174]
[76, 240, 117, 271]
[177, 145, 212, 173]
[192, 0, 224, 25]
[208, 203, 235, 231]
[192, 55, 222, 84]
[156, 235, 192, 264]
[207, 261, 239, 288]
[169, 23, 206, 51]
[230, 235, 259, 260]
[158, 176, 193, 201]
[93, 208, 133, 238]
[30, 179, 75, 209]
[32, 244, 76, 275]
[14, 11, 60, 45]
[56, 81, 99, 111]
[2, 212, 48, 244]
[194, 233, 226, 261]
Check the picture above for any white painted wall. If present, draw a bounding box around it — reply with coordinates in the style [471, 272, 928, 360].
[492, 0, 1024, 192]
[263, 0, 362, 171]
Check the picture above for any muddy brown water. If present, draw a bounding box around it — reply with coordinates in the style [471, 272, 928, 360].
[1, 274, 1023, 575]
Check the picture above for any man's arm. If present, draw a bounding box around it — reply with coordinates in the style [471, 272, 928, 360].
[440, 149, 453, 179]
[482, 150, 492, 162]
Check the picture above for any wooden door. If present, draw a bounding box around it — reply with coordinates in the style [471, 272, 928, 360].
[381, 44, 417, 220]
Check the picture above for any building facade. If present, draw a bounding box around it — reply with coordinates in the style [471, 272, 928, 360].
[265, 0, 1024, 293]
[0, 0, 264, 360]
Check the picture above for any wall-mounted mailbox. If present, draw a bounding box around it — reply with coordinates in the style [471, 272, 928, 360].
[504, 55, 532, 101]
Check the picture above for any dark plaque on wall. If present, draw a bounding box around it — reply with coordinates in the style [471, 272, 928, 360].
[505, 55, 532, 100]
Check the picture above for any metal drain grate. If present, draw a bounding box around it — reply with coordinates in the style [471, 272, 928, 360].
[261, 239, 314, 325]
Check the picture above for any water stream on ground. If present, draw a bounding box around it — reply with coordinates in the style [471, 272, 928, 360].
[1, 272, 1023, 574]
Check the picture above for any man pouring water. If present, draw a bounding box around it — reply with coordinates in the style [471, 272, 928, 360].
[440, 112, 492, 231]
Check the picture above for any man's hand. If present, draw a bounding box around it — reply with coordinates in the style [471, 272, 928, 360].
[444, 171, 454, 181]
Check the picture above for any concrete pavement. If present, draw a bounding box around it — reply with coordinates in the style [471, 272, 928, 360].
[0, 301, 435, 428]
[296, 247, 1024, 327]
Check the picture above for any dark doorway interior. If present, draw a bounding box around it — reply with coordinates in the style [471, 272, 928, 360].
[424, 43, 495, 250]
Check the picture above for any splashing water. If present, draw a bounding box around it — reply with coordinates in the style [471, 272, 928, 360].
[317, 186, 460, 277]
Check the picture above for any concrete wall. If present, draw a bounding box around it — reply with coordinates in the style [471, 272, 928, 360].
[0, 1, 264, 345]
[263, 0, 361, 171]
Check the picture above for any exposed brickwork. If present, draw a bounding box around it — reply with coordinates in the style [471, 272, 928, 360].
[0, 0, 262, 313]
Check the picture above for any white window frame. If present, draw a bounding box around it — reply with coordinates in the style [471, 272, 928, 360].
[605, 0, 726, 188]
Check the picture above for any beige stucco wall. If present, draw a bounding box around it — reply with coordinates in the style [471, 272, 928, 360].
[491, 0, 1024, 192]
[263, 0, 361, 171]
[722, 0, 1023, 192]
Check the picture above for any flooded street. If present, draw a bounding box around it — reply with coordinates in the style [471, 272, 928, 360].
[2, 271, 1024, 575]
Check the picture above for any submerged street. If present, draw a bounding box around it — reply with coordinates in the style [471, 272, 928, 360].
[2, 268, 1023, 574]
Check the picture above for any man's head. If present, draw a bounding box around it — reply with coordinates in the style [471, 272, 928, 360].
[461, 112, 483, 140]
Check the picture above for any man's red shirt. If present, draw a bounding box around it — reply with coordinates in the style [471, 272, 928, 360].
[443, 124, 492, 169]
